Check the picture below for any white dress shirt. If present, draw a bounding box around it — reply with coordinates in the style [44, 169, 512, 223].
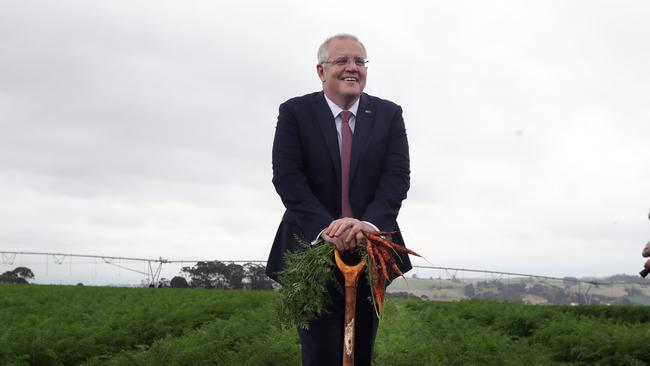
[323, 94, 359, 152]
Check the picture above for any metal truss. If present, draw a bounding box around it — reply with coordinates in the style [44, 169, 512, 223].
[0, 250, 265, 287]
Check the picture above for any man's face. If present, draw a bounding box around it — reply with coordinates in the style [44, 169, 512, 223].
[317, 38, 367, 109]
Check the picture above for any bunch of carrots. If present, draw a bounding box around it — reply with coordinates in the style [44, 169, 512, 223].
[362, 231, 421, 314]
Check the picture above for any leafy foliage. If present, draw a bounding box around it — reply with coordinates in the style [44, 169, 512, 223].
[4, 285, 650, 365]
[0, 285, 274, 366]
[0, 266, 34, 284]
[277, 243, 340, 329]
[179, 261, 273, 290]
[169, 276, 189, 288]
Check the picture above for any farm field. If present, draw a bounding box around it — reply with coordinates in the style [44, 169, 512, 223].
[2, 284, 650, 365]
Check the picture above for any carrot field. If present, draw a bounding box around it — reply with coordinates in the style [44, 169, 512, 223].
[2, 284, 650, 365]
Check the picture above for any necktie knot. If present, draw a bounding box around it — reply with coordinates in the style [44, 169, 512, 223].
[340, 111, 352, 124]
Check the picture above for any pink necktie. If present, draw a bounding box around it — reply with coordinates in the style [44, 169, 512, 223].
[340, 111, 353, 218]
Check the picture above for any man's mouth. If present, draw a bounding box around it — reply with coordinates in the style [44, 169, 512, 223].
[342, 77, 358, 82]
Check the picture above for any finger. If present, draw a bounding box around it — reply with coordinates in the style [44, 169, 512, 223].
[333, 238, 345, 252]
[354, 231, 364, 246]
[325, 220, 340, 237]
[329, 220, 349, 237]
[342, 235, 353, 251]
[343, 224, 355, 242]
[346, 240, 355, 251]
[345, 223, 361, 243]
[331, 221, 348, 237]
[334, 219, 357, 237]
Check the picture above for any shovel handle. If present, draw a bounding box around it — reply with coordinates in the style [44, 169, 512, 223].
[334, 249, 366, 366]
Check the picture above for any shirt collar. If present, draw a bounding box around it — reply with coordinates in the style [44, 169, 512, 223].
[323, 93, 360, 119]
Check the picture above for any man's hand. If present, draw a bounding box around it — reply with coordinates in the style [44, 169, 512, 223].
[322, 230, 354, 252]
[323, 218, 376, 251]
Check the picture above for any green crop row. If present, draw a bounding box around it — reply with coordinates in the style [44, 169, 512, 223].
[0, 285, 276, 365]
[2, 284, 650, 365]
[375, 300, 650, 365]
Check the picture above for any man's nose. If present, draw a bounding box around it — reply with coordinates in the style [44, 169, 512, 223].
[344, 63, 359, 72]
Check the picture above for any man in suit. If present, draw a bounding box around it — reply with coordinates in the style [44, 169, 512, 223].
[266, 33, 411, 366]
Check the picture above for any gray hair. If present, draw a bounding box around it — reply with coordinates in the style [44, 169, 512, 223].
[317, 33, 367, 64]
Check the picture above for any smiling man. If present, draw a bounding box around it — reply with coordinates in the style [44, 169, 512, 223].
[267, 34, 411, 366]
[317, 37, 367, 110]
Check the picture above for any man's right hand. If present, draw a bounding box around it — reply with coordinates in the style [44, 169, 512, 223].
[322, 229, 356, 252]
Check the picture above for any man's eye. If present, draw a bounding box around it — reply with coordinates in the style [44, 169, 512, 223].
[354, 60, 365, 66]
[334, 59, 348, 65]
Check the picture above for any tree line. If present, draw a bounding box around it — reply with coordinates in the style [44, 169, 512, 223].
[164, 261, 274, 290]
[1, 262, 275, 290]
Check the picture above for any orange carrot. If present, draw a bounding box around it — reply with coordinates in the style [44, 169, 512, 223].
[366, 241, 381, 288]
[374, 246, 390, 282]
[375, 231, 399, 236]
[366, 251, 385, 313]
[367, 233, 421, 257]
[375, 245, 405, 279]
[371, 263, 384, 312]
[370, 257, 385, 313]
[366, 240, 377, 267]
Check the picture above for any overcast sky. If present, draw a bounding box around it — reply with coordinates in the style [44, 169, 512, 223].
[1, 0, 649, 284]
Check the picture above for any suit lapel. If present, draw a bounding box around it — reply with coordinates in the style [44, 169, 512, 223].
[314, 92, 341, 182]
[350, 93, 374, 181]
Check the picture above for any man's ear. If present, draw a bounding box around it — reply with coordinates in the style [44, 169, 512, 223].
[316, 64, 326, 82]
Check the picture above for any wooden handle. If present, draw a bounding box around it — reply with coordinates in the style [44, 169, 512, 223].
[334, 250, 366, 366]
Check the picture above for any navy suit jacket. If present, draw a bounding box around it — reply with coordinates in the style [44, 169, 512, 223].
[266, 91, 411, 281]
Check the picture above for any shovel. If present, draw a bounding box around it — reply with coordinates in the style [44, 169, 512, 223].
[334, 249, 367, 366]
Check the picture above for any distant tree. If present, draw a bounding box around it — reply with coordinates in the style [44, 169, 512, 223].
[619, 297, 633, 305]
[180, 261, 273, 290]
[562, 277, 578, 288]
[157, 278, 170, 288]
[529, 283, 546, 296]
[0, 267, 34, 284]
[0, 272, 19, 284]
[507, 283, 527, 292]
[181, 261, 229, 288]
[501, 283, 526, 302]
[170, 276, 189, 288]
[463, 284, 476, 298]
[607, 274, 646, 284]
[386, 292, 420, 300]
[226, 263, 245, 289]
[213, 261, 230, 288]
[496, 281, 504, 291]
[12, 267, 34, 280]
[245, 264, 273, 290]
[625, 287, 642, 296]
[549, 288, 573, 305]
